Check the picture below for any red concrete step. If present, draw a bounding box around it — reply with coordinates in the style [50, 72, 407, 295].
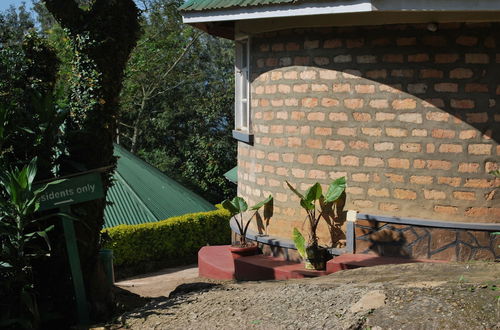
[198, 246, 446, 281]
[327, 253, 447, 273]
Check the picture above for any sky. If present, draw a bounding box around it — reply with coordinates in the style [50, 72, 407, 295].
[0, 0, 29, 12]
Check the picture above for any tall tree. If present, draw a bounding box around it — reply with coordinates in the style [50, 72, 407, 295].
[41, 0, 141, 320]
[120, 0, 236, 203]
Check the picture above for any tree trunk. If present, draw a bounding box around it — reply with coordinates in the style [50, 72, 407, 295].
[42, 0, 140, 322]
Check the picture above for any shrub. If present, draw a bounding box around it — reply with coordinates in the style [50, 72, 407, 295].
[102, 206, 231, 275]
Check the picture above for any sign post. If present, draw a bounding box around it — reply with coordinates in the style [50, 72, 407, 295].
[38, 172, 104, 325]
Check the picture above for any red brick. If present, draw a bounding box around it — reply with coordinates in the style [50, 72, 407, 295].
[314, 127, 332, 136]
[341, 155, 359, 166]
[426, 111, 449, 122]
[465, 53, 489, 64]
[273, 138, 285, 147]
[468, 144, 492, 155]
[435, 53, 459, 63]
[376, 112, 396, 121]
[451, 99, 475, 109]
[374, 142, 394, 151]
[347, 187, 364, 195]
[314, 57, 330, 65]
[324, 39, 342, 48]
[400, 143, 421, 153]
[263, 164, 275, 173]
[464, 207, 489, 217]
[355, 84, 375, 93]
[458, 162, 480, 173]
[364, 157, 384, 167]
[353, 112, 371, 122]
[427, 160, 452, 170]
[349, 140, 369, 150]
[366, 70, 387, 79]
[308, 170, 327, 179]
[383, 54, 404, 63]
[438, 177, 461, 187]
[329, 112, 348, 121]
[302, 98, 319, 108]
[432, 129, 455, 139]
[465, 112, 488, 123]
[317, 155, 336, 166]
[386, 128, 408, 137]
[332, 83, 350, 92]
[485, 161, 498, 172]
[465, 83, 488, 93]
[265, 57, 278, 66]
[282, 153, 294, 163]
[388, 158, 410, 169]
[293, 84, 308, 93]
[392, 98, 416, 110]
[422, 98, 445, 108]
[372, 38, 391, 46]
[298, 154, 313, 164]
[357, 55, 377, 63]
[278, 84, 291, 93]
[408, 53, 429, 62]
[435, 83, 458, 92]
[361, 127, 382, 137]
[397, 37, 416, 46]
[271, 43, 284, 51]
[379, 203, 400, 211]
[464, 179, 496, 188]
[347, 38, 364, 48]
[321, 98, 339, 107]
[290, 111, 305, 120]
[276, 167, 289, 176]
[398, 113, 422, 124]
[300, 70, 317, 80]
[293, 56, 309, 65]
[287, 137, 301, 147]
[412, 129, 427, 137]
[352, 173, 370, 182]
[325, 140, 345, 151]
[453, 191, 476, 201]
[291, 168, 305, 178]
[265, 85, 277, 94]
[434, 205, 458, 214]
[333, 54, 352, 63]
[379, 84, 402, 93]
[450, 68, 474, 79]
[369, 99, 389, 109]
[306, 138, 322, 149]
[407, 83, 427, 94]
[423, 36, 447, 47]
[385, 173, 404, 183]
[271, 99, 284, 107]
[424, 189, 446, 200]
[391, 69, 414, 78]
[410, 176, 433, 185]
[420, 69, 443, 78]
[284, 71, 298, 80]
[456, 36, 478, 46]
[368, 188, 390, 197]
[394, 189, 417, 200]
[344, 99, 364, 109]
[426, 143, 435, 153]
[307, 112, 325, 121]
[337, 127, 356, 136]
[439, 144, 463, 153]
[353, 200, 374, 208]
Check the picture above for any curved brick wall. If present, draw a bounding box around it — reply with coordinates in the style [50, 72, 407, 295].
[237, 23, 499, 246]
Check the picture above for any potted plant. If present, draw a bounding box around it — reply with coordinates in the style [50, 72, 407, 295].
[286, 177, 346, 270]
[221, 195, 273, 257]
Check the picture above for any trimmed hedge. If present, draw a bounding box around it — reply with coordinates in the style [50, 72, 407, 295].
[102, 206, 231, 273]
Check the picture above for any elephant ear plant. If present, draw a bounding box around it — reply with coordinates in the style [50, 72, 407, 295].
[287, 177, 346, 270]
[222, 195, 273, 248]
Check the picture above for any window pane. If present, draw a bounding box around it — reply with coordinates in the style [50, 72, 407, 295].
[242, 41, 247, 69]
[241, 101, 248, 128]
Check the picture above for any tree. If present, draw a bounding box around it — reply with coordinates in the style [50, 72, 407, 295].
[120, 0, 236, 203]
[40, 0, 141, 320]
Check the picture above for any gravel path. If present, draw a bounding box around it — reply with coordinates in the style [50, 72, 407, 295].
[112, 262, 500, 329]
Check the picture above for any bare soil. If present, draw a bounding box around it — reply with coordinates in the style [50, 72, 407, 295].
[106, 262, 500, 329]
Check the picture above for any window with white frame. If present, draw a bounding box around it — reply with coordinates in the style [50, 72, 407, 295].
[235, 37, 251, 134]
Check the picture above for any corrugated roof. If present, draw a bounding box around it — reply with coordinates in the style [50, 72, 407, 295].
[179, 0, 296, 11]
[104, 144, 215, 228]
[223, 166, 238, 183]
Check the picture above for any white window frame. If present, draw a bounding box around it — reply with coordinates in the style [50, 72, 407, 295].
[235, 36, 251, 134]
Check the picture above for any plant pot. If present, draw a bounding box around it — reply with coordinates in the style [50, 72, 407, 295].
[229, 245, 259, 259]
[304, 245, 326, 270]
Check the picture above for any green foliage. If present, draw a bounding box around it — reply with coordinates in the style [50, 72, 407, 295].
[0, 158, 67, 329]
[286, 178, 346, 246]
[489, 170, 500, 178]
[102, 207, 232, 270]
[293, 228, 306, 259]
[221, 195, 273, 246]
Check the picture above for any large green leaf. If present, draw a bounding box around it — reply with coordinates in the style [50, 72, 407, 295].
[304, 182, 322, 202]
[221, 199, 238, 215]
[286, 181, 304, 200]
[250, 195, 273, 210]
[325, 177, 346, 203]
[300, 199, 315, 211]
[293, 228, 306, 259]
[231, 196, 248, 213]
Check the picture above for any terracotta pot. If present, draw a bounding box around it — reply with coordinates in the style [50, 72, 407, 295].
[229, 245, 259, 259]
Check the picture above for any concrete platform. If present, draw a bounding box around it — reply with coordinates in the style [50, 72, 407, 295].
[198, 245, 445, 281]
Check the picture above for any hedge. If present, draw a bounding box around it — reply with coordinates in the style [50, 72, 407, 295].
[102, 206, 231, 273]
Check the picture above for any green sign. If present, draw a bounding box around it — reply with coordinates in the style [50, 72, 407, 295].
[38, 172, 104, 211]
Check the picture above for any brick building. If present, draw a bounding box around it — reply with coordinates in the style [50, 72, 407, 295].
[180, 0, 500, 261]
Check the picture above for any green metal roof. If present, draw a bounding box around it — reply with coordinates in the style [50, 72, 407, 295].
[223, 166, 238, 184]
[104, 144, 215, 228]
[179, 0, 296, 11]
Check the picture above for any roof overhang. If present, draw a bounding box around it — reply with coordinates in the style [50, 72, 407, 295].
[180, 0, 500, 37]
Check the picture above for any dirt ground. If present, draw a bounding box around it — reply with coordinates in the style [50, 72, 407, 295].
[106, 262, 500, 330]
